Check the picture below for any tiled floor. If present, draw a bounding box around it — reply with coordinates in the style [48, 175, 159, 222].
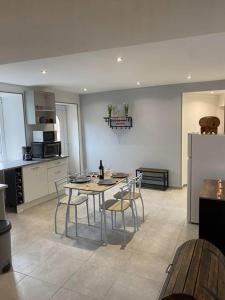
[1, 187, 198, 300]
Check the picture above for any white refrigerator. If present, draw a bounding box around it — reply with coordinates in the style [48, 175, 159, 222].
[187, 133, 225, 223]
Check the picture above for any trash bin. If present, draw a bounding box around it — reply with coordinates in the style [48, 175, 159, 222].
[0, 220, 12, 273]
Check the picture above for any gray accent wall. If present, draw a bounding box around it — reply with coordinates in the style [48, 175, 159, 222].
[80, 80, 225, 187]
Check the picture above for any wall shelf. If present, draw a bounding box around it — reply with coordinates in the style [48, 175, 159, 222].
[104, 116, 132, 129]
[25, 90, 56, 124]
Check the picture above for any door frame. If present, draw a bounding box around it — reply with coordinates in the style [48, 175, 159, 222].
[56, 102, 82, 173]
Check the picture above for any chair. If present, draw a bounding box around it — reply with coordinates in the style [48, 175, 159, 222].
[114, 173, 144, 230]
[54, 176, 89, 237]
[100, 181, 136, 246]
[71, 172, 101, 223]
[78, 190, 101, 223]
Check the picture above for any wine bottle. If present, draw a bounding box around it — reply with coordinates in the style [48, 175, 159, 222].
[99, 160, 104, 179]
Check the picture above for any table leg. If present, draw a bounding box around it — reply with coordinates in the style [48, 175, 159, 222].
[101, 192, 108, 245]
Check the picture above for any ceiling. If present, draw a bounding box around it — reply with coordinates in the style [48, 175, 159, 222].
[1, 0, 225, 65]
[1, 32, 225, 93]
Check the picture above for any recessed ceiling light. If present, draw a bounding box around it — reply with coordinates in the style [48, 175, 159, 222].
[41, 70, 47, 74]
[137, 81, 141, 86]
[83, 88, 87, 92]
[187, 74, 192, 80]
[116, 57, 123, 63]
[210, 91, 214, 94]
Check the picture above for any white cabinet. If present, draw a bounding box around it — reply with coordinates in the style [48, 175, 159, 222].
[22, 158, 68, 203]
[23, 164, 48, 203]
[25, 90, 56, 124]
[47, 158, 68, 194]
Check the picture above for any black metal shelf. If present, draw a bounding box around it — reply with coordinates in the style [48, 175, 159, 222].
[136, 167, 169, 191]
[104, 116, 132, 129]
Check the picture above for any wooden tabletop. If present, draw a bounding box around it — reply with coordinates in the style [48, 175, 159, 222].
[200, 179, 225, 201]
[64, 177, 125, 192]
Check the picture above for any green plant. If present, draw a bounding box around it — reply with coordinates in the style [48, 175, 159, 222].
[107, 104, 113, 117]
[124, 103, 129, 116]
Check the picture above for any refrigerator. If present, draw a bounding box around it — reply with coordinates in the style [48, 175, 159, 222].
[187, 133, 225, 223]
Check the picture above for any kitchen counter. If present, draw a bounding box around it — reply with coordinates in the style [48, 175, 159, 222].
[0, 156, 69, 172]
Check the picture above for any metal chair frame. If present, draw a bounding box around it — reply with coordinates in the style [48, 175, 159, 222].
[131, 173, 144, 230]
[100, 181, 136, 246]
[54, 176, 90, 237]
[70, 172, 101, 223]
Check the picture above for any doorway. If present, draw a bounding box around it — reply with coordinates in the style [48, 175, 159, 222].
[182, 90, 225, 186]
[55, 103, 81, 174]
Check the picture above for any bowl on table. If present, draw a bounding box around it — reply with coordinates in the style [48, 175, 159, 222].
[111, 172, 128, 178]
[70, 176, 91, 183]
[98, 179, 117, 185]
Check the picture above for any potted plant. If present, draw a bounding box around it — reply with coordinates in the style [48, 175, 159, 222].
[107, 104, 113, 118]
[124, 103, 129, 116]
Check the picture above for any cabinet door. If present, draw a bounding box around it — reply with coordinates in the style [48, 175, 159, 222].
[23, 164, 48, 202]
[47, 159, 68, 194]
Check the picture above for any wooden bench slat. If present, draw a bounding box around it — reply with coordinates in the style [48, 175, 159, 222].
[183, 240, 204, 295]
[163, 243, 188, 297]
[173, 240, 196, 294]
[159, 239, 225, 300]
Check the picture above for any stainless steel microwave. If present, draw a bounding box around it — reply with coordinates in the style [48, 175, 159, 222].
[33, 131, 56, 142]
[31, 141, 61, 158]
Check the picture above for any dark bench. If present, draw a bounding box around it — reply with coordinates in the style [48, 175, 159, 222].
[136, 167, 169, 191]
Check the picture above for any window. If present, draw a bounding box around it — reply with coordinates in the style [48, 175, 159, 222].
[0, 98, 6, 161]
[0, 93, 26, 161]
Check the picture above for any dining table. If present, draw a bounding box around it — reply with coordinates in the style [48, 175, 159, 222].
[64, 176, 127, 245]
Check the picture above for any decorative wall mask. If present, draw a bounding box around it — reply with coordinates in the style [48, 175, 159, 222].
[199, 116, 220, 134]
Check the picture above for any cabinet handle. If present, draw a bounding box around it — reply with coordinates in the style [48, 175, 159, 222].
[31, 166, 41, 170]
[55, 171, 61, 174]
[165, 264, 173, 274]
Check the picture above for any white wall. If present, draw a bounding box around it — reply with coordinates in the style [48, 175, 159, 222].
[81, 80, 225, 188]
[182, 93, 224, 185]
[0, 92, 26, 160]
[81, 87, 182, 187]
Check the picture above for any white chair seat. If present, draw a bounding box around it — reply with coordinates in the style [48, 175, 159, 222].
[79, 190, 99, 196]
[59, 194, 88, 206]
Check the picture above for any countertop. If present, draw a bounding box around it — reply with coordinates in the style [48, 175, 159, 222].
[0, 156, 69, 172]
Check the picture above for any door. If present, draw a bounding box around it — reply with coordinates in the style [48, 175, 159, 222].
[55, 104, 69, 156]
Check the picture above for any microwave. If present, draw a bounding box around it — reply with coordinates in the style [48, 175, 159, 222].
[31, 141, 61, 158]
[33, 131, 56, 142]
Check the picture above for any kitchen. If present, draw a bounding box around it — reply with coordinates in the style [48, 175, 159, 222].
[0, 89, 80, 215]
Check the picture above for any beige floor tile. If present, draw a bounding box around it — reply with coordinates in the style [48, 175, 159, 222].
[16, 276, 59, 300]
[0, 271, 26, 300]
[104, 272, 162, 300]
[64, 262, 120, 299]
[30, 250, 84, 285]
[52, 288, 97, 300]
[12, 238, 59, 274]
[123, 250, 168, 282]
[87, 244, 133, 271]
